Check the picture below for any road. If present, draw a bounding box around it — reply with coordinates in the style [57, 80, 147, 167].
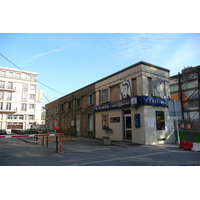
[1, 137, 200, 166]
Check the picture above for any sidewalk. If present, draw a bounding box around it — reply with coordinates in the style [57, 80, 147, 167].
[18, 136, 143, 153]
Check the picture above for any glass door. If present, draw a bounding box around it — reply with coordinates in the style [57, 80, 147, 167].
[124, 115, 132, 140]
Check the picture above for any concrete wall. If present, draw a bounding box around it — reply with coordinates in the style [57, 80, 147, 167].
[95, 109, 123, 141]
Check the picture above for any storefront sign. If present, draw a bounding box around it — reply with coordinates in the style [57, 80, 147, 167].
[137, 96, 169, 107]
[94, 99, 131, 112]
[94, 96, 169, 112]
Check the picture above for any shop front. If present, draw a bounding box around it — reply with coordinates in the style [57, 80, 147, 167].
[95, 96, 175, 145]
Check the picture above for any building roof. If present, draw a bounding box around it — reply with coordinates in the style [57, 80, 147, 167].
[0, 66, 37, 75]
[46, 61, 170, 106]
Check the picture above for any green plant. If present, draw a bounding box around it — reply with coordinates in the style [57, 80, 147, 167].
[103, 127, 114, 139]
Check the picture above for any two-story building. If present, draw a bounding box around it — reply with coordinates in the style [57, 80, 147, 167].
[45, 61, 176, 144]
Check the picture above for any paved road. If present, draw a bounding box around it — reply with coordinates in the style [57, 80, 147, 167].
[0, 137, 200, 166]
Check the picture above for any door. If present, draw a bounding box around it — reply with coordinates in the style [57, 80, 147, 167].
[124, 115, 132, 140]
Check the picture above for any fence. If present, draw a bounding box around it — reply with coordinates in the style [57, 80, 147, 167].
[0, 132, 64, 153]
[175, 120, 200, 151]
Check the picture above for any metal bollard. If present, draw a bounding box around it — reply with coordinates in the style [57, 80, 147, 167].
[56, 136, 58, 152]
[46, 136, 48, 147]
[42, 136, 44, 146]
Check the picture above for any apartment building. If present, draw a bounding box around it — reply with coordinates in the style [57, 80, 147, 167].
[46, 61, 176, 145]
[169, 65, 200, 122]
[0, 66, 43, 133]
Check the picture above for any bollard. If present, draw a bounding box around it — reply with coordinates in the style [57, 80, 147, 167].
[59, 133, 63, 153]
[42, 136, 44, 146]
[46, 136, 48, 147]
[56, 136, 58, 152]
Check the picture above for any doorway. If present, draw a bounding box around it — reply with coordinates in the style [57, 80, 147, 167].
[123, 109, 132, 141]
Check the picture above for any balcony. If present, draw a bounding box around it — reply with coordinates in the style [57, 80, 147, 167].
[0, 108, 17, 113]
[0, 86, 16, 92]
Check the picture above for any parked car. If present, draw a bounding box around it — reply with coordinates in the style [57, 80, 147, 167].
[0, 129, 7, 135]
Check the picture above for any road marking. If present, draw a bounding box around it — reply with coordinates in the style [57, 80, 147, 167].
[71, 151, 177, 166]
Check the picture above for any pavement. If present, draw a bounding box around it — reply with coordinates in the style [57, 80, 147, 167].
[17, 135, 175, 153]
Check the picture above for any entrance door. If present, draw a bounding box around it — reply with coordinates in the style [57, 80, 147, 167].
[124, 115, 132, 140]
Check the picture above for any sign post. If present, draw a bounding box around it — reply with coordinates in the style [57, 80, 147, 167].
[168, 100, 182, 146]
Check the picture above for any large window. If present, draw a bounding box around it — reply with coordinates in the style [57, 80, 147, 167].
[88, 94, 94, 106]
[22, 83, 28, 92]
[22, 93, 28, 102]
[8, 82, 13, 89]
[7, 92, 12, 100]
[0, 91, 4, 100]
[0, 102, 3, 110]
[76, 98, 81, 108]
[22, 103, 27, 111]
[0, 81, 5, 89]
[101, 88, 110, 102]
[7, 115, 24, 120]
[6, 103, 11, 110]
[155, 111, 165, 130]
[30, 94, 36, 100]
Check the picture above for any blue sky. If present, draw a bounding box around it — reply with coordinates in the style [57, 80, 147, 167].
[0, 33, 200, 106]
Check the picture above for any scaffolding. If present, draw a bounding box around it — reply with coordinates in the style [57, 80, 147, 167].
[178, 65, 200, 123]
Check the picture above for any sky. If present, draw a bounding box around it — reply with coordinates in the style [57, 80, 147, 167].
[0, 33, 200, 106]
[0, 1, 200, 106]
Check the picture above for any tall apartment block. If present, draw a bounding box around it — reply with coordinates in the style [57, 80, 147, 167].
[0, 66, 43, 133]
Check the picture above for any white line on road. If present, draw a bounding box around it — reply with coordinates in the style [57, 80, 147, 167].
[71, 151, 177, 166]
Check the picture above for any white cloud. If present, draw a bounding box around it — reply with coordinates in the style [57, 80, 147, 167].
[23, 46, 68, 63]
[112, 33, 175, 60]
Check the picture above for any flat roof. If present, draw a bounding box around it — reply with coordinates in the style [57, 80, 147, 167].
[46, 61, 170, 105]
[0, 66, 37, 75]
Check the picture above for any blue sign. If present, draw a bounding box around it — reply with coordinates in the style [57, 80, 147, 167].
[137, 96, 169, 107]
[94, 96, 169, 112]
[94, 99, 131, 112]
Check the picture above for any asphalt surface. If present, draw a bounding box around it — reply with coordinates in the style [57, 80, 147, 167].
[1, 135, 200, 166]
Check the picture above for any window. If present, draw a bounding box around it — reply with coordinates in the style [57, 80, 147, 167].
[0, 81, 5, 89]
[0, 91, 4, 100]
[9, 72, 13, 78]
[19, 115, 24, 120]
[76, 98, 81, 108]
[0, 102, 3, 110]
[22, 83, 28, 92]
[0, 71, 6, 76]
[22, 93, 28, 101]
[30, 94, 36, 100]
[7, 92, 12, 100]
[16, 73, 21, 79]
[30, 75, 36, 81]
[88, 94, 94, 106]
[8, 82, 13, 89]
[29, 104, 35, 109]
[30, 85, 36, 90]
[50, 107, 53, 115]
[101, 88, 110, 102]
[6, 103, 11, 110]
[55, 105, 58, 113]
[22, 103, 27, 111]
[155, 111, 165, 130]
[68, 101, 72, 110]
[28, 115, 35, 120]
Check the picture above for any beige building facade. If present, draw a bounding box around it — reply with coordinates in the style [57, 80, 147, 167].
[94, 61, 175, 144]
[0, 66, 43, 133]
[45, 61, 176, 145]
